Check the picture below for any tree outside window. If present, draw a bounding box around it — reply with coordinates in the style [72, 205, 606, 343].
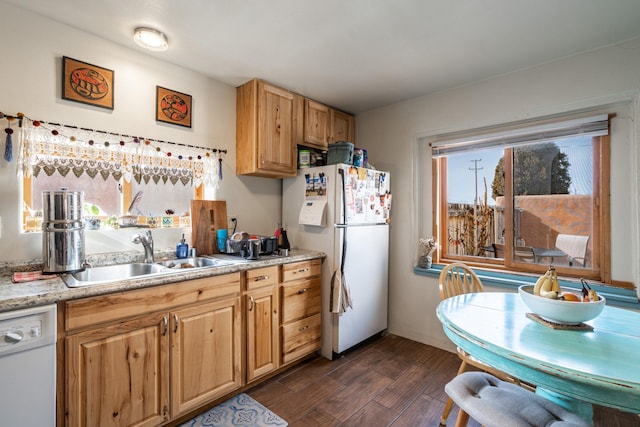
[432, 114, 612, 285]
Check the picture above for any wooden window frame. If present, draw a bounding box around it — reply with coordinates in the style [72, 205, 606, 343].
[434, 134, 631, 289]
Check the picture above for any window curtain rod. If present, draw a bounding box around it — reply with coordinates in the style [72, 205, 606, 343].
[7, 112, 224, 188]
[1, 112, 228, 155]
[431, 114, 609, 157]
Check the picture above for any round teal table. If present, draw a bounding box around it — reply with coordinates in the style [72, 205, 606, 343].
[437, 292, 640, 423]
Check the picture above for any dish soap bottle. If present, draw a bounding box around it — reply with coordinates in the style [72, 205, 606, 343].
[176, 234, 189, 259]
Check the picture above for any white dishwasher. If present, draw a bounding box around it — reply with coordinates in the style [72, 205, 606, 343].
[0, 304, 56, 426]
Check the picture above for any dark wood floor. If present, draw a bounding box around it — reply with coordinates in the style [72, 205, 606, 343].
[247, 334, 640, 427]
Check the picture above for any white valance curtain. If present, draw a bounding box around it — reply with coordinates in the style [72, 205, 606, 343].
[16, 118, 219, 188]
[430, 114, 609, 157]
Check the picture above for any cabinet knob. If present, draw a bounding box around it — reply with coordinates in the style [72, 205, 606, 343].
[296, 268, 309, 274]
[297, 288, 308, 294]
[253, 275, 269, 281]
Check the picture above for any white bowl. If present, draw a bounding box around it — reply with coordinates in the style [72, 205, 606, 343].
[518, 285, 605, 325]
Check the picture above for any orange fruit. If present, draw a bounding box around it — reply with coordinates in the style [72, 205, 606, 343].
[560, 292, 581, 302]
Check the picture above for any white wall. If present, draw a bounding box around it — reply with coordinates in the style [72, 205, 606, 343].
[0, 3, 281, 261]
[357, 38, 640, 351]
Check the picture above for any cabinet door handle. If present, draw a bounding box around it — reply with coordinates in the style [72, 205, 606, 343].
[297, 288, 308, 294]
[249, 296, 255, 311]
[173, 314, 179, 333]
[253, 275, 269, 281]
[296, 267, 310, 274]
[162, 316, 168, 336]
[298, 325, 309, 332]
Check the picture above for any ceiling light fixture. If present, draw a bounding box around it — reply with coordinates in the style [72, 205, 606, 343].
[133, 27, 168, 52]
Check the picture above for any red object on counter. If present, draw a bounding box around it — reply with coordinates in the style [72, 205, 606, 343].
[12, 271, 51, 283]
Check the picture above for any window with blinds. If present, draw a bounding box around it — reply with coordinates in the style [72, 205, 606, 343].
[428, 113, 612, 284]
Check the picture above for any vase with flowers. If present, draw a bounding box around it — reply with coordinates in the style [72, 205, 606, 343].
[418, 237, 438, 268]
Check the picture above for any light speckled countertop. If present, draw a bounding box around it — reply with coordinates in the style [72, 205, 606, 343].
[0, 249, 325, 313]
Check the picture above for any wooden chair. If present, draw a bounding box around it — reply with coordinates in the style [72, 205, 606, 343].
[555, 234, 589, 267]
[438, 263, 523, 426]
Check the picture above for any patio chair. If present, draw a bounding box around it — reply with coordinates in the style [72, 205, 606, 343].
[555, 234, 589, 267]
[491, 243, 534, 262]
[438, 263, 524, 426]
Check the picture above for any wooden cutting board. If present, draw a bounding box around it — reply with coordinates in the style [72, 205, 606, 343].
[190, 200, 227, 255]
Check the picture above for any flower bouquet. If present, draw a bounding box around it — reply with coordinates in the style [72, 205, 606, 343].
[418, 237, 438, 268]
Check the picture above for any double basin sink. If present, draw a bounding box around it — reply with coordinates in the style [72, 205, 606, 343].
[61, 257, 239, 288]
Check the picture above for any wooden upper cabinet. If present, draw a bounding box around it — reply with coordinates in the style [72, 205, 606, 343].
[236, 79, 302, 178]
[304, 99, 330, 150]
[330, 108, 355, 144]
[303, 99, 356, 149]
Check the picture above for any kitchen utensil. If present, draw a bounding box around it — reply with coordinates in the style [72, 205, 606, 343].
[190, 200, 227, 255]
[127, 190, 144, 215]
[217, 229, 228, 252]
[42, 190, 85, 273]
[245, 238, 260, 260]
[260, 236, 278, 254]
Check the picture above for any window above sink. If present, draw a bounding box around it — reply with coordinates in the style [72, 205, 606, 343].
[17, 115, 224, 233]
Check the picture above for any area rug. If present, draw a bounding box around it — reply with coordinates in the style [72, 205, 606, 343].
[179, 393, 288, 427]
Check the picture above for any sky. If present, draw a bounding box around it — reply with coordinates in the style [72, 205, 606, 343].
[448, 150, 502, 204]
[447, 137, 593, 204]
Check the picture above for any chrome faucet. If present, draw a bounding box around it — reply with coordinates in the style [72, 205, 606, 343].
[132, 230, 154, 263]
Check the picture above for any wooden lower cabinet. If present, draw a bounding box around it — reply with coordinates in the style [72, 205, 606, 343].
[63, 274, 242, 427]
[66, 312, 170, 427]
[280, 259, 322, 365]
[60, 259, 323, 427]
[170, 298, 242, 416]
[245, 266, 279, 383]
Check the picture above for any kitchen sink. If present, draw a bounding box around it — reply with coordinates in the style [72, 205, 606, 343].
[61, 257, 236, 287]
[156, 257, 235, 269]
[62, 263, 170, 287]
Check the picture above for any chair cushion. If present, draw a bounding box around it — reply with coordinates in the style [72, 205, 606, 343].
[445, 372, 590, 427]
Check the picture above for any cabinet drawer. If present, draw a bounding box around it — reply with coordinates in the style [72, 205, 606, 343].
[246, 266, 279, 291]
[281, 277, 321, 324]
[281, 259, 321, 283]
[281, 313, 321, 364]
[65, 273, 241, 331]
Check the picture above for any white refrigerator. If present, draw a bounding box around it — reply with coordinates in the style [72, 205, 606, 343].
[282, 163, 391, 360]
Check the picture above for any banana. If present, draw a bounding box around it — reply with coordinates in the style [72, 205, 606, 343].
[539, 288, 559, 299]
[538, 267, 559, 299]
[533, 269, 550, 296]
[549, 267, 560, 293]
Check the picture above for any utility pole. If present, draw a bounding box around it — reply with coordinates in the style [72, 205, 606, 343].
[469, 159, 483, 206]
[469, 159, 483, 253]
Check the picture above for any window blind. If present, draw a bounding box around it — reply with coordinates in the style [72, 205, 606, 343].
[431, 114, 609, 157]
